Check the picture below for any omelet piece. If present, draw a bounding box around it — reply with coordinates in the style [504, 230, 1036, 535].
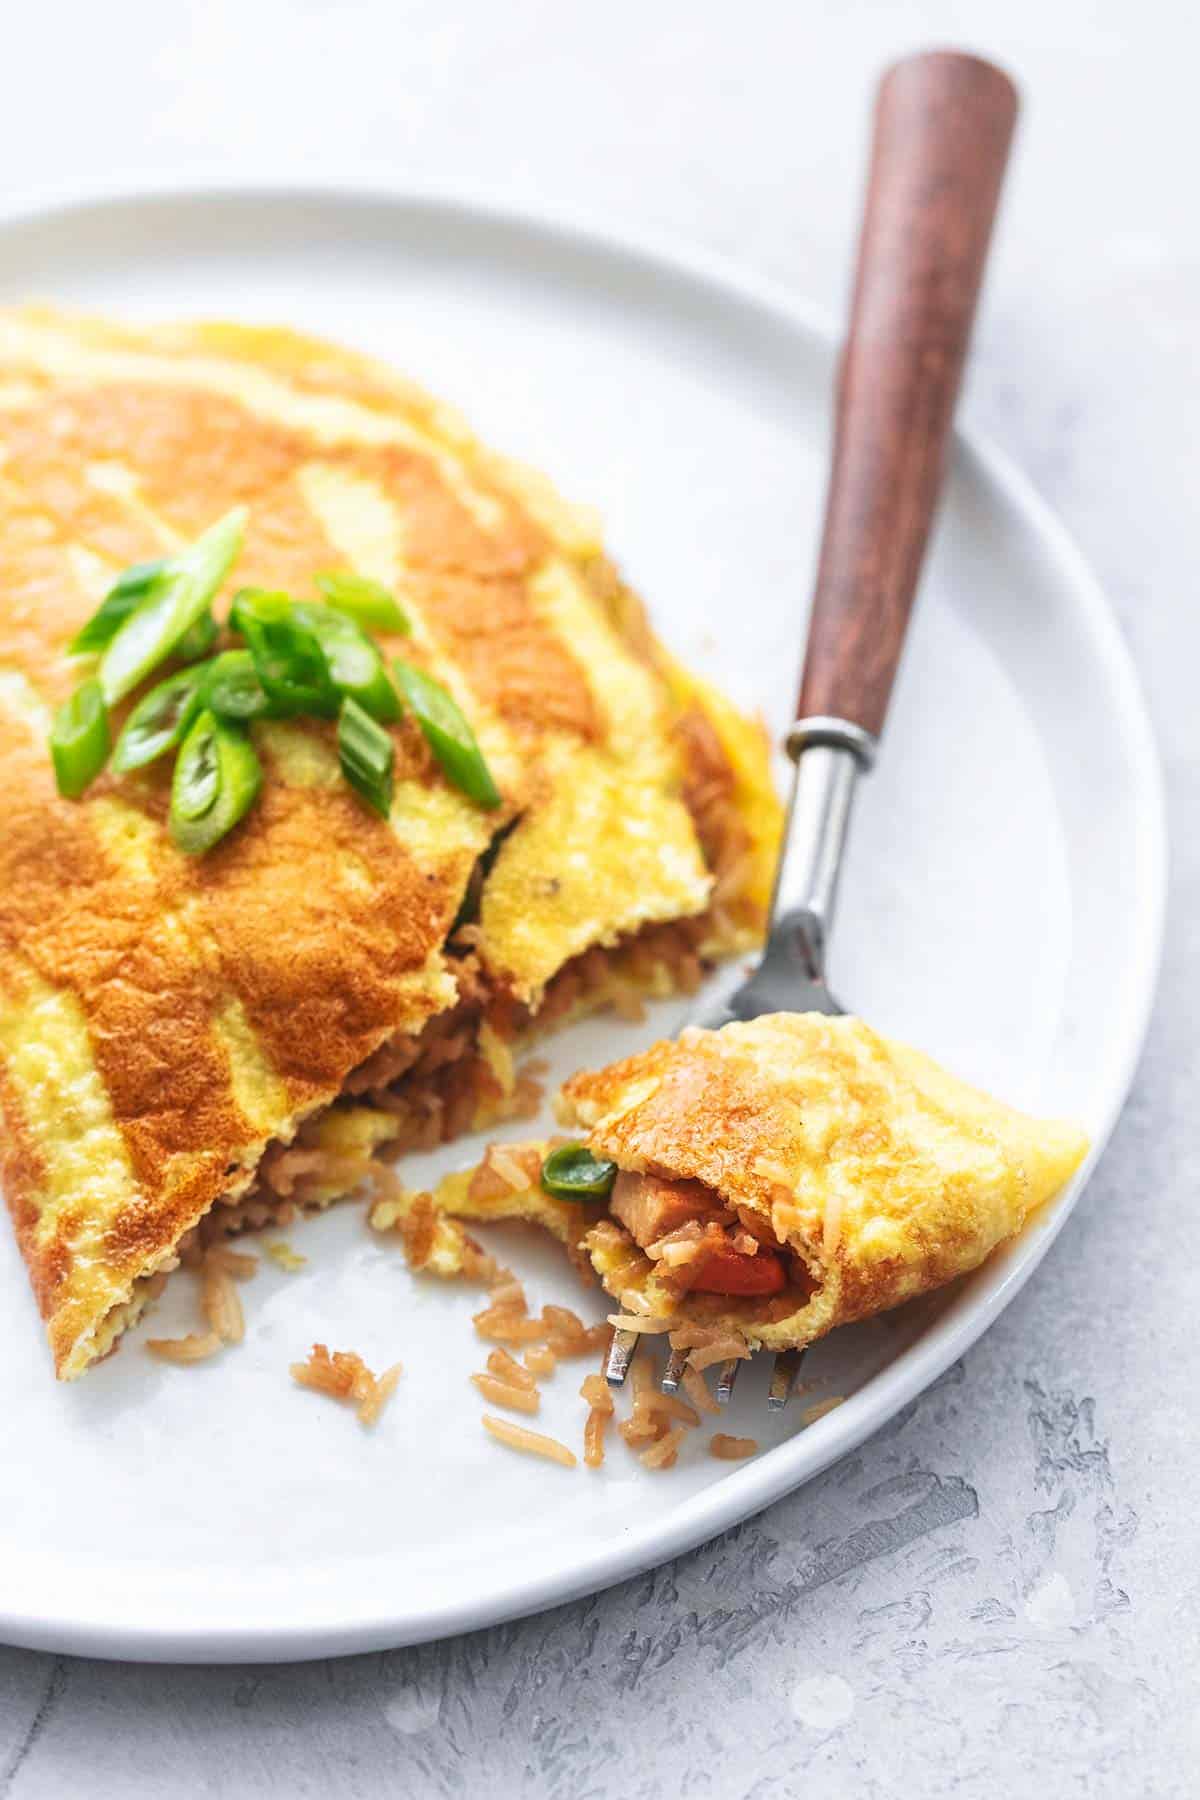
[428, 1015, 1087, 1355]
[0, 308, 780, 1378]
[560, 1013, 1089, 1351]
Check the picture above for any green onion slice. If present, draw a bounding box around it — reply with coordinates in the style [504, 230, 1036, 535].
[69, 560, 168, 655]
[314, 570, 410, 635]
[228, 587, 291, 634]
[337, 696, 395, 818]
[392, 659, 501, 809]
[292, 603, 400, 723]
[231, 589, 338, 718]
[99, 507, 247, 705]
[202, 649, 274, 721]
[169, 709, 262, 855]
[110, 666, 206, 774]
[540, 1144, 618, 1201]
[175, 610, 219, 663]
[50, 678, 110, 798]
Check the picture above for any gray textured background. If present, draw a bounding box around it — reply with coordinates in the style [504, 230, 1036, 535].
[0, 2, 1194, 1794]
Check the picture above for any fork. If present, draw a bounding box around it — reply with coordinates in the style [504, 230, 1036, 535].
[605, 48, 1020, 1411]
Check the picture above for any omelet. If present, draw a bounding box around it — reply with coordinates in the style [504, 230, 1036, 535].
[424, 1014, 1088, 1354]
[0, 308, 780, 1378]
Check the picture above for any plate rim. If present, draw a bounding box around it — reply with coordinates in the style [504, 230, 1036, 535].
[0, 174, 1168, 1663]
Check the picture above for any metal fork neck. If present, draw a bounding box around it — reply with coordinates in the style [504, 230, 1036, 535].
[603, 715, 877, 1398]
[769, 716, 875, 994]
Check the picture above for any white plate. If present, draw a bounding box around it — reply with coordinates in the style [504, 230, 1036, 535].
[0, 183, 1165, 1663]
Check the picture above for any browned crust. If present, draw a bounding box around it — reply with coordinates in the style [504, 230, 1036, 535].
[0, 1063, 56, 1319]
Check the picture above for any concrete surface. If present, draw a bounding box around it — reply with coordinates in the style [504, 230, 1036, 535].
[0, 2, 1195, 1794]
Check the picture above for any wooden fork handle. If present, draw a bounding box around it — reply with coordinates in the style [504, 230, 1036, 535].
[796, 50, 1019, 743]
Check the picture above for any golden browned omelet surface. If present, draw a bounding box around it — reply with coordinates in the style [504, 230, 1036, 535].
[558, 1013, 1089, 1351]
[0, 308, 780, 1377]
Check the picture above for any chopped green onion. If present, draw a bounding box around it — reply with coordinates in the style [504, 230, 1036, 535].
[228, 587, 291, 634]
[176, 610, 219, 663]
[169, 709, 262, 855]
[392, 660, 500, 809]
[337, 696, 394, 818]
[50, 678, 110, 798]
[292, 603, 400, 723]
[314, 570, 410, 634]
[69, 559, 168, 655]
[99, 507, 247, 705]
[540, 1144, 618, 1201]
[110, 666, 206, 774]
[231, 589, 338, 718]
[202, 649, 274, 721]
[173, 710, 221, 821]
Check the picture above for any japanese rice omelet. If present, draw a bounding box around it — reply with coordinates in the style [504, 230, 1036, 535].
[0, 307, 781, 1378]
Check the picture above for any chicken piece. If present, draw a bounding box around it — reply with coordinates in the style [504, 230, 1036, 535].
[611, 1172, 789, 1295]
[610, 1171, 723, 1248]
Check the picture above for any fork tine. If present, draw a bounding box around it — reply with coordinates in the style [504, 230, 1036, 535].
[715, 1358, 742, 1405]
[661, 1347, 689, 1393]
[767, 1348, 805, 1412]
[604, 1328, 640, 1388]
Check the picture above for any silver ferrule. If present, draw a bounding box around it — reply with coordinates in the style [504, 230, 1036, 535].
[785, 714, 877, 769]
[769, 726, 870, 977]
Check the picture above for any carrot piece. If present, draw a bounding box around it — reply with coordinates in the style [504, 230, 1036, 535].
[689, 1243, 785, 1296]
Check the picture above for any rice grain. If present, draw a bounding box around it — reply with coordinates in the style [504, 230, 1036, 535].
[487, 1348, 537, 1391]
[473, 1307, 545, 1345]
[471, 1373, 540, 1415]
[578, 1374, 614, 1414]
[290, 1344, 402, 1427]
[583, 1408, 609, 1469]
[201, 1261, 245, 1345]
[709, 1433, 758, 1460]
[545, 1321, 610, 1358]
[681, 1365, 719, 1415]
[645, 1391, 701, 1427]
[482, 1415, 577, 1468]
[357, 1363, 403, 1427]
[640, 1425, 686, 1470]
[146, 1331, 222, 1364]
[488, 1271, 528, 1312]
[606, 1314, 677, 1334]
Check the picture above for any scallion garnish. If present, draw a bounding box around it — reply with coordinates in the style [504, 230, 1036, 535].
[392, 659, 501, 808]
[231, 588, 339, 718]
[69, 559, 169, 655]
[175, 610, 219, 663]
[50, 679, 110, 798]
[314, 570, 410, 635]
[292, 603, 400, 723]
[110, 666, 206, 774]
[540, 1144, 618, 1201]
[99, 508, 247, 704]
[169, 709, 262, 855]
[50, 532, 503, 851]
[337, 696, 394, 818]
[228, 586, 290, 638]
[201, 649, 273, 721]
